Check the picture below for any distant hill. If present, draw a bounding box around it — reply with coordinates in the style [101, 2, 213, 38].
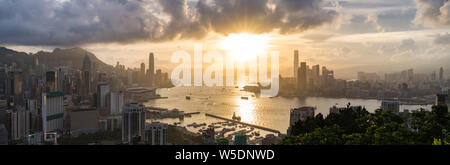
[0, 47, 112, 71]
[0, 47, 34, 67]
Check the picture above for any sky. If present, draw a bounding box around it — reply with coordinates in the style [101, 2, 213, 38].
[1, 0, 450, 80]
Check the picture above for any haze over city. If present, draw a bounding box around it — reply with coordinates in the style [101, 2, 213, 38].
[1, 0, 450, 80]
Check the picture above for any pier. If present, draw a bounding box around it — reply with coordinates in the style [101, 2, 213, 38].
[205, 113, 281, 134]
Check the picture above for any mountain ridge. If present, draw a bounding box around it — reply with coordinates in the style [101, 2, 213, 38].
[0, 46, 112, 71]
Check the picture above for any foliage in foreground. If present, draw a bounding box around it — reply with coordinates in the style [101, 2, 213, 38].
[280, 105, 449, 145]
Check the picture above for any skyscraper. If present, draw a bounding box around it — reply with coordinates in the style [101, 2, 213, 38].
[408, 69, 414, 82]
[96, 83, 110, 109]
[46, 71, 56, 92]
[82, 54, 91, 72]
[41, 92, 64, 133]
[6, 107, 30, 141]
[122, 103, 146, 144]
[312, 65, 320, 83]
[297, 62, 307, 92]
[6, 70, 23, 107]
[144, 122, 168, 145]
[82, 55, 91, 99]
[56, 67, 68, 93]
[431, 71, 437, 81]
[110, 91, 124, 115]
[439, 67, 444, 81]
[148, 53, 155, 86]
[294, 50, 299, 82]
[0, 67, 6, 96]
[140, 62, 146, 77]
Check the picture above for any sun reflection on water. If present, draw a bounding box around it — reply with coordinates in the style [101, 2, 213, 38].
[235, 97, 256, 123]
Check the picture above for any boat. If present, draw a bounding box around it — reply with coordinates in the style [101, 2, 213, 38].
[232, 112, 241, 121]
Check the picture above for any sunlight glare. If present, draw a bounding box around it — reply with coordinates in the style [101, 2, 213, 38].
[220, 33, 269, 62]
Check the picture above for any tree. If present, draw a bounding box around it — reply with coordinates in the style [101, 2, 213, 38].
[281, 105, 449, 145]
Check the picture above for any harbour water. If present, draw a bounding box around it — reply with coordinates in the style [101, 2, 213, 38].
[145, 87, 432, 134]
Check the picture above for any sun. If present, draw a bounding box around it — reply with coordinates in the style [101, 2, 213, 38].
[220, 33, 269, 62]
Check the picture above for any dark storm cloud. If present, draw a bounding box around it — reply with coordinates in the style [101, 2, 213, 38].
[0, 0, 165, 45]
[193, 0, 336, 35]
[0, 0, 336, 46]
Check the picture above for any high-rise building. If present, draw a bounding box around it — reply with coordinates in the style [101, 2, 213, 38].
[381, 100, 400, 114]
[297, 62, 307, 92]
[155, 69, 162, 87]
[407, 69, 414, 82]
[287, 106, 315, 135]
[82, 55, 92, 72]
[312, 65, 320, 81]
[435, 94, 448, 106]
[82, 71, 90, 100]
[6, 71, 23, 107]
[110, 91, 124, 115]
[41, 92, 64, 133]
[148, 53, 155, 86]
[56, 67, 68, 93]
[96, 83, 110, 108]
[0, 67, 6, 96]
[294, 50, 299, 82]
[82, 55, 91, 99]
[431, 71, 437, 81]
[140, 62, 146, 77]
[6, 107, 30, 141]
[46, 71, 56, 92]
[144, 122, 168, 145]
[122, 103, 146, 144]
[439, 67, 444, 81]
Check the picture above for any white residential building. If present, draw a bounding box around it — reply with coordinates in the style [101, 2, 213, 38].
[41, 92, 64, 133]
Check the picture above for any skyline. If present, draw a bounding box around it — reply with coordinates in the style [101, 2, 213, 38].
[1, 0, 450, 79]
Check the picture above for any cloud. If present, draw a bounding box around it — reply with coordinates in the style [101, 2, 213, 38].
[0, 0, 337, 46]
[301, 33, 335, 42]
[433, 33, 450, 45]
[398, 38, 417, 51]
[365, 13, 385, 32]
[0, 0, 164, 45]
[413, 0, 450, 26]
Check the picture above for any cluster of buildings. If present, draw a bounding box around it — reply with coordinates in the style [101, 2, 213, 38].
[0, 51, 172, 145]
[114, 53, 172, 88]
[280, 50, 449, 100]
[356, 67, 448, 99]
[119, 103, 168, 145]
[283, 50, 336, 96]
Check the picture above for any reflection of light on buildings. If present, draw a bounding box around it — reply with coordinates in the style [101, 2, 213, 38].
[235, 98, 255, 123]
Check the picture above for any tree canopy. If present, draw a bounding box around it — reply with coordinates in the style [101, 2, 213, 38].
[280, 105, 449, 145]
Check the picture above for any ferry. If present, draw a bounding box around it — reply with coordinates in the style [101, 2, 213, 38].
[241, 96, 249, 100]
[232, 112, 241, 121]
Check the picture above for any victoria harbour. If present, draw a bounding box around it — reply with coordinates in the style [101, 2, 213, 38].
[147, 87, 433, 135]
